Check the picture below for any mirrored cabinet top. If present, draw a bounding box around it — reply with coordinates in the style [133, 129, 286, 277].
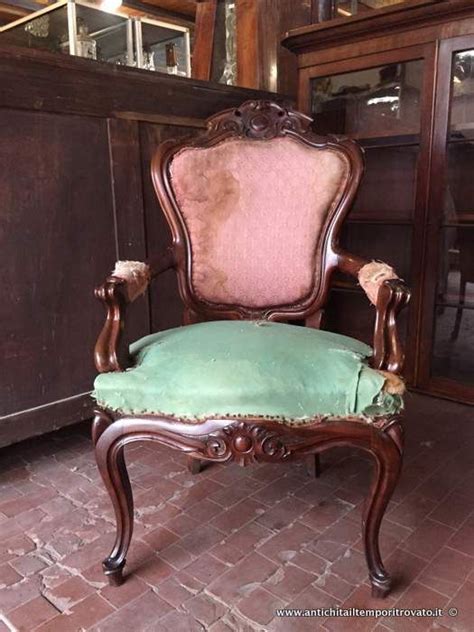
[0, 0, 191, 77]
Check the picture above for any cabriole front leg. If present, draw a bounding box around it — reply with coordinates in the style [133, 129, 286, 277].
[94, 421, 134, 586]
[363, 421, 403, 598]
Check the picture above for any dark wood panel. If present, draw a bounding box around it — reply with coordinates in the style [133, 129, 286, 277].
[0, 109, 116, 417]
[324, 288, 409, 352]
[0, 45, 279, 121]
[139, 122, 199, 332]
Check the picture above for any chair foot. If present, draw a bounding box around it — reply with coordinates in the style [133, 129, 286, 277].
[187, 456, 204, 475]
[306, 454, 321, 478]
[103, 558, 125, 587]
[371, 575, 392, 599]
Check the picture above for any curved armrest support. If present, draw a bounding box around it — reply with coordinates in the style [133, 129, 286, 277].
[94, 248, 175, 373]
[337, 251, 411, 373]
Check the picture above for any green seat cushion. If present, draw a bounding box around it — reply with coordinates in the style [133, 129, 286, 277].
[93, 321, 402, 423]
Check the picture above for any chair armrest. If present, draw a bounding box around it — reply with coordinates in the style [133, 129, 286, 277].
[337, 251, 411, 373]
[94, 248, 175, 373]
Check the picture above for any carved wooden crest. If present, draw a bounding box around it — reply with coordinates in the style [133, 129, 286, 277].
[206, 100, 313, 140]
[205, 421, 289, 465]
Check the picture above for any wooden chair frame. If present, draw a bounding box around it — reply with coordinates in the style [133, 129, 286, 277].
[93, 100, 410, 598]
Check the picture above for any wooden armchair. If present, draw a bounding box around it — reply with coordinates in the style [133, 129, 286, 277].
[92, 100, 410, 598]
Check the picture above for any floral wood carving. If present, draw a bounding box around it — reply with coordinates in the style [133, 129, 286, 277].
[205, 421, 289, 465]
[206, 100, 313, 140]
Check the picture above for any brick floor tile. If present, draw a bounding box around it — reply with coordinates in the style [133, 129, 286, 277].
[269, 584, 339, 632]
[416, 547, 474, 598]
[299, 497, 352, 532]
[329, 548, 370, 585]
[313, 571, 355, 601]
[308, 518, 361, 562]
[0, 395, 472, 630]
[89, 591, 171, 632]
[444, 580, 474, 632]
[34, 594, 115, 632]
[447, 515, 474, 557]
[185, 553, 228, 584]
[164, 513, 201, 537]
[428, 493, 474, 529]
[210, 481, 262, 508]
[265, 564, 316, 601]
[211, 499, 267, 534]
[157, 609, 206, 632]
[159, 544, 196, 570]
[386, 493, 438, 530]
[100, 574, 149, 609]
[211, 520, 272, 564]
[6, 596, 58, 631]
[256, 497, 311, 532]
[290, 550, 329, 576]
[185, 593, 227, 627]
[237, 586, 286, 625]
[44, 576, 95, 612]
[208, 552, 277, 603]
[401, 519, 456, 561]
[10, 554, 48, 577]
[383, 548, 428, 599]
[0, 534, 36, 565]
[184, 499, 223, 523]
[0, 563, 22, 588]
[153, 574, 196, 607]
[251, 475, 306, 507]
[140, 525, 180, 551]
[134, 555, 174, 587]
[257, 521, 316, 564]
[0, 575, 42, 613]
[353, 520, 413, 561]
[179, 524, 225, 557]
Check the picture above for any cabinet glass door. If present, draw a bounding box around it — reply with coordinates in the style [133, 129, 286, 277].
[425, 42, 474, 393]
[310, 55, 425, 363]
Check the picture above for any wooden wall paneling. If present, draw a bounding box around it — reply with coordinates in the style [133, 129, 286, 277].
[139, 122, 202, 332]
[0, 109, 116, 444]
[192, 0, 217, 80]
[0, 46, 277, 121]
[106, 117, 151, 348]
[0, 46, 280, 446]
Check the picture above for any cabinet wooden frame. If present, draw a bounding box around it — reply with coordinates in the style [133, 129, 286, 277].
[285, 0, 474, 404]
[93, 100, 410, 598]
[418, 33, 474, 402]
[298, 43, 437, 387]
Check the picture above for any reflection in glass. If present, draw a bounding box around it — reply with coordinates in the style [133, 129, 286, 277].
[451, 49, 474, 138]
[352, 145, 417, 219]
[432, 306, 474, 383]
[432, 48, 474, 383]
[311, 60, 423, 139]
[335, 0, 412, 19]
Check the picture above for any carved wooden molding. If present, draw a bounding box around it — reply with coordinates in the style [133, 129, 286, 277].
[206, 100, 313, 139]
[205, 421, 289, 465]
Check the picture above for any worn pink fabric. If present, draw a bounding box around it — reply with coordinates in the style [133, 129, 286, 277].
[170, 137, 349, 307]
[358, 261, 399, 306]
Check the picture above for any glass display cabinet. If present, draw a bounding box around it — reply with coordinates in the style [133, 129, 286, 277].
[285, 0, 474, 404]
[0, 0, 191, 76]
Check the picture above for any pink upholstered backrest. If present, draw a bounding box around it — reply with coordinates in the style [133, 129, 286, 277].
[169, 136, 349, 309]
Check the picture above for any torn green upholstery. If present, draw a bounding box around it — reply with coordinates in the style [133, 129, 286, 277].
[93, 321, 402, 423]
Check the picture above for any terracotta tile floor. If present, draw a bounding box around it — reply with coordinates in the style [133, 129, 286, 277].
[0, 392, 473, 631]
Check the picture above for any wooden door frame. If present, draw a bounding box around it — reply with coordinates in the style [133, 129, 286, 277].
[417, 33, 474, 403]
